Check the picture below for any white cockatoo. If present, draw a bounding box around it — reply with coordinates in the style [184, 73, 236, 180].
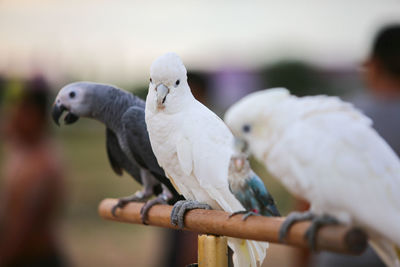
[145, 52, 268, 267]
[224, 88, 400, 267]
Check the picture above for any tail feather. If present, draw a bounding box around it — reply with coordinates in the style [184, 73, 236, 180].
[370, 237, 400, 267]
[228, 238, 268, 267]
[207, 187, 269, 266]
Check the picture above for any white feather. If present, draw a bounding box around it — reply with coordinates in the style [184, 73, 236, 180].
[146, 53, 268, 267]
[177, 136, 193, 176]
[225, 88, 400, 266]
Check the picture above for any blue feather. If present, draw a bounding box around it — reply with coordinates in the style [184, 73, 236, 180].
[229, 169, 280, 217]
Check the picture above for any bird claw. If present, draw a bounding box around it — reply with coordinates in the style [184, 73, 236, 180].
[110, 191, 151, 217]
[278, 211, 314, 243]
[111, 198, 133, 217]
[304, 214, 338, 250]
[140, 195, 169, 224]
[111, 201, 123, 217]
[170, 200, 212, 229]
[228, 210, 247, 218]
[170, 200, 186, 226]
[242, 211, 260, 221]
[228, 210, 260, 221]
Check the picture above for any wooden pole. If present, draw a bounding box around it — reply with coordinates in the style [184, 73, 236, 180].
[198, 234, 228, 267]
[98, 198, 367, 254]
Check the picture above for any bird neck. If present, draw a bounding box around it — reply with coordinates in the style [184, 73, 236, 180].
[228, 160, 251, 184]
[165, 85, 196, 114]
[90, 88, 142, 131]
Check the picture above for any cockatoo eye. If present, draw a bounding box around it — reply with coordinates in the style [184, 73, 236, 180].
[175, 80, 180, 86]
[242, 124, 251, 133]
[150, 78, 152, 83]
[69, 91, 76, 98]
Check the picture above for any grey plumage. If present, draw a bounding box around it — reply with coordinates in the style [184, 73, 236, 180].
[52, 82, 181, 219]
[106, 128, 142, 183]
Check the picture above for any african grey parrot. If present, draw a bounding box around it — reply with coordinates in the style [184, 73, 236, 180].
[52, 82, 181, 221]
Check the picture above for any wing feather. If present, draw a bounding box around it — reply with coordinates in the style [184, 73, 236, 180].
[106, 128, 124, 176]
[267, 109, 400, 244]
[176, 136, 193, 176]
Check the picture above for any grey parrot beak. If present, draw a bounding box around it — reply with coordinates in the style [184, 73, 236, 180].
[156, 84, 169, 109]
[233, 137, 249, 154]
[52, 104, 66, 126]
[64, 112, 80, 125]
[52, 104, 80, 126]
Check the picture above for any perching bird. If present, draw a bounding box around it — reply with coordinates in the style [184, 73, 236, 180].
[145, 52, 268, 267]
[224, 88, 400, 267]
[52, 82, 181, 221]
[228, 140, 280, 220]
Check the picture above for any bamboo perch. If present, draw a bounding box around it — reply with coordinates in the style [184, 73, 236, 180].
[198, 235, 228, 267]
[98, 198, 367, 254]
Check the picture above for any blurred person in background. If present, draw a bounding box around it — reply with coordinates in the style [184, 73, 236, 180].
[355, 24, 400, 156]
[0, 76, 67, 267]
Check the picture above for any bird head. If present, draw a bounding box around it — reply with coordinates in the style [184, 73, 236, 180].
[224, 88, 290, 161]
[147, 52, 189, 112]
[52, 82, 95, 126]
[229, 137, 251, 172]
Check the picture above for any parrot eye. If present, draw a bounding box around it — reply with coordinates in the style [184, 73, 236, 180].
[242, 124, 251, 133]
[69, 91, 76, 98]
[150, 78, 152, 83]
[175, 80, 180, 86]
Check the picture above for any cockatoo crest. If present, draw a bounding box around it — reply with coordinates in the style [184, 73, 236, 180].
[150, 52, 187, 85]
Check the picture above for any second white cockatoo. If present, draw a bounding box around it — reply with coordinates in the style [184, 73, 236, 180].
[224, 88, 400, 267]
[145, 52, 268, 267]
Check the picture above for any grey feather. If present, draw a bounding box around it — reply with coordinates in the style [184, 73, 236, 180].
[54, 81, 180, 201]
[106, 128, 142, 183]
[121, 106, 177, 195]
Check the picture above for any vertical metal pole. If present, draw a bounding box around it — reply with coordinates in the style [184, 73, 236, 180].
[198, 234, 228, 267]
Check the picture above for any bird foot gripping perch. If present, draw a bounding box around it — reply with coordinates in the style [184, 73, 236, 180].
[98, 199, 368, 255]
[279, 211, 339, 250]
[171, 200, 213, 229]
[111, 190, 152, 217]
[229, 210, 261, 221]
[139, 194, 169, 224]
[111, 190, 175, 224]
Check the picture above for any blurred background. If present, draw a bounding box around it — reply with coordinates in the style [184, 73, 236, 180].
[1, 0, 400, 266]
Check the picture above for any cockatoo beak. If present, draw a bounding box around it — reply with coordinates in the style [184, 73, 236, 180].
[156, 84, 169, 109]
[234, 137, 249, 154]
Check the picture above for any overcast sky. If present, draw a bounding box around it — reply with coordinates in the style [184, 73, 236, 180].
[1, 0, 400, 84]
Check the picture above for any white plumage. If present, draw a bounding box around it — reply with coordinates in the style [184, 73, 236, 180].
[225, 88, 400, 267]
[145, 53, 268, 267]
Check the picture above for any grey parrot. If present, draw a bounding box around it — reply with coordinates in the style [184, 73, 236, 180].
[52, 81, 182, 221]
